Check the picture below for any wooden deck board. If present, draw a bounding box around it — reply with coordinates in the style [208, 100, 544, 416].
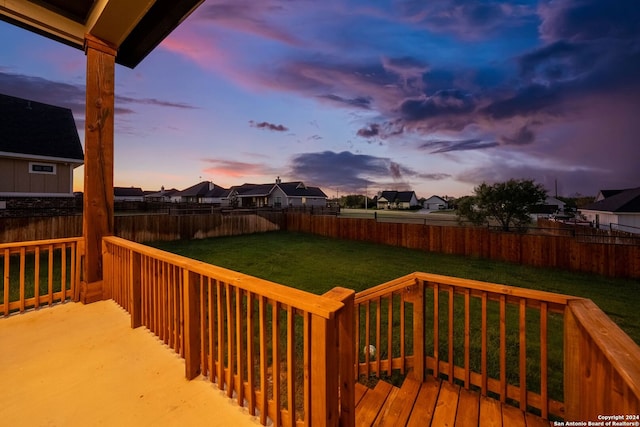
[455, 387, 480, 427]
[479, 395, 503, 427]
[376, 377, 422, 427]
[431, 381, 460, 427]
[356, 380, 394, 426]
[406, 377, 440, 427]
[356, 378, 551, 427]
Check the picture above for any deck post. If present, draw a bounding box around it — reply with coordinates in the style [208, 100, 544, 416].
[82, 34, 116, 291]
[310, 312, 339, 427]
[183, 270, 201, 380]
[324, 287, 356, 427]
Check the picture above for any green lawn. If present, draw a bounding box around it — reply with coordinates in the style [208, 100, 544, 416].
[149, 230, 640, 346]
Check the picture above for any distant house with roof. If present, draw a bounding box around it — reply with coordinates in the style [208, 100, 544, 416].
[229, 177, 327, 208]
[169, 181, 230, 206]
[201, 184, 232, 207]
[580, 187, 640, 233]
[0, 93, 84, 198]
[144, 187, 179, 202]
[230, 183, 275, 208]
[270, 178, 327, 208]
[376, 191, 419, 209]
[423, 195, 448, 210]
[114, 187, 144, 202]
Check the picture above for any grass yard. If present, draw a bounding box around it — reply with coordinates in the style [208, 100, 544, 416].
[150, 230, 640, 345]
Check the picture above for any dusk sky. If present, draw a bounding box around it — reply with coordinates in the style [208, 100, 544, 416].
[1, 0, 639, 198]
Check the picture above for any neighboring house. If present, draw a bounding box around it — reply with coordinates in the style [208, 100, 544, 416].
[580, 187, 640, 233]
[114, 187, 144, 202]
[201, 184, 232, 207]
[144, 187, 179, 202]
[594, 188, 633, 202]
[0, 93, 84, 198]
[271, 177, 327, 208]
[423, 195, 448, 210]
[376, 191, 419, 209]
[171, 181, 218, 203]
[531, 196, 567, 218]
[229, 177, 327, 208]
[230, 183, 275, 208]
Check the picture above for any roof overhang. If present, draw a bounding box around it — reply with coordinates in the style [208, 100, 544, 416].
[0, 0, 204, 68]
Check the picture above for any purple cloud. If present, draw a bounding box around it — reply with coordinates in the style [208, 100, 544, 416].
[249, 120, 289, 132]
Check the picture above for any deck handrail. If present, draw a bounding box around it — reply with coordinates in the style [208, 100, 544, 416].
[102, 236, 353, 427]
[0, 237, 84, 315]
[354, 272, 640, 421]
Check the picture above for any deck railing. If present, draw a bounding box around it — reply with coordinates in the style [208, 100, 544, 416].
[354, 272, 640, 421]
[0, 237, 83, 316]
[102, 236, 355, 427]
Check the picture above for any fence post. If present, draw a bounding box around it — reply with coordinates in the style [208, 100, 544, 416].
[129, 251, 142, 328]
[183, 270, 201, 380]
[324, 287, 356, 427]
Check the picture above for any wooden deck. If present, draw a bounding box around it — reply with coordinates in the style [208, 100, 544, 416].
[355, 377, 552, 427]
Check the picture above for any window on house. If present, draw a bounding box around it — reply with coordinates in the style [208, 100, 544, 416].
[29, 162, 56, 175]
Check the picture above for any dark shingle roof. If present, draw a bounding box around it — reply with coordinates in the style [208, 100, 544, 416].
[174, 181, 213, 197]
[204, 185, 231, 198]
[277, 182, 327, 198]
[232, 183, 274, 197]
[114, 187, 144, 197]
[583, 187, 640, 213]
[0, 93, 83, 161]
[380, 191, 416, 203]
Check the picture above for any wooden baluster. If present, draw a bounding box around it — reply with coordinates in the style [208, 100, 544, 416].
[200, 276, 207, 378]
[464, 288, 470, 389]
[448, 286, 454, 382]
[376, 296, 381, 376]
[183, 270, 201, 380]
[245, 291, 255, 415]
[433, 283, 440, 379]
[410, 282, 425, 382]
[499, 294, 507, 403]
[235, 288, 244, 407]
[540, 301, 548, 419]
[34, 246, 41, 308]
[217, 281, 225, 391]
[400, 291, 406, 375]
[519, 298, 527, 410]
[387, 294, 393, 376]
[130, 251, 142, 328]
[365, 300, 370, 377]
[272, 301, 281, 427]
[258, 295, 268, 425]
[481, 291, 488, 396]
[225, 282, 235, 398]
[286, 304, 295, 426]
[47, 244, 53, 306]
[60, 244, 67, 303]
[208, 278, 216, 384]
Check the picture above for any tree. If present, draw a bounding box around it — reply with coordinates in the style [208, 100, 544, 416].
[456, 179, 547, 231]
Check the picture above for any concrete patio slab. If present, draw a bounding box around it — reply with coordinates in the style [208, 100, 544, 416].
[0, 300, 260, 426]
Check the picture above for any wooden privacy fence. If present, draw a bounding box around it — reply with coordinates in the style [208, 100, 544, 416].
[102, 236, 355, 427]
[354, 272, 640, 421]
[0, 213, 283, 244]
[285, 213, 640, 279]
[0, 237, 83, 316]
